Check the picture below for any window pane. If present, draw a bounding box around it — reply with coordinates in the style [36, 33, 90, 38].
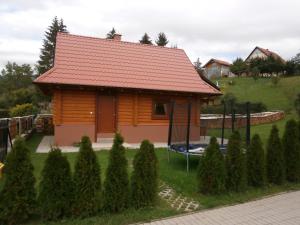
[155, 102, 167, 115]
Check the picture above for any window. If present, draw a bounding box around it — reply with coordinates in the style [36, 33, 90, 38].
[152, 99, 169, 119]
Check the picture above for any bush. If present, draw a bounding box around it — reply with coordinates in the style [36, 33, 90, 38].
[225, 131, 247, 192]
[131, 140, 158, 208]
[197, 137, 226, 194]
[9, 103, 37, 117]
[246, 134, 266, 187]
[0, 138, 36, 225]
[38, 148, 73, 221]
[282, 119, 300, 182]
[0, 109, 9, 118]
[73, 136, 101, 217]
[266, 125, 285, 184]
[295, 93, 300, 118]
[103, 133, 129, 213]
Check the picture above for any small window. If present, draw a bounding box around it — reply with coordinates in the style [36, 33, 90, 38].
[152, 99, 169, 119]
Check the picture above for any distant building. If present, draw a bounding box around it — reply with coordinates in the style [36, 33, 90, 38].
[203, 58, 233, 79]
[245, 46, 285, 63]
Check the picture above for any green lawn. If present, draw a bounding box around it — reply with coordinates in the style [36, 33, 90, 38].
[2, 134, 298, 225]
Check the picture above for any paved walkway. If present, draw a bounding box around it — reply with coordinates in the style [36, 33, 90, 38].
[142, 191, 300, 225]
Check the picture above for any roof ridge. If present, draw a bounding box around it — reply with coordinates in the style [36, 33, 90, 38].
[57, 32, 184, 51]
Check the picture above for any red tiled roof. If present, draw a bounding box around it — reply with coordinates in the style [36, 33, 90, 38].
[34, 33, 220, 95]
[203, 58, 231, 67]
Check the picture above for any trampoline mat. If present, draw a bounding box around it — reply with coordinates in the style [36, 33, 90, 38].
[170, 144, 227, 155]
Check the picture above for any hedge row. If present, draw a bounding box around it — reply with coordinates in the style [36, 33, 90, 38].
[198, 119, 300, 194]
[0, 133, 158, 225]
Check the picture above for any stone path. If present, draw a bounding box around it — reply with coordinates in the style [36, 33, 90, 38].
[142, 190, 300, 225]
[159, 182, 200, 212]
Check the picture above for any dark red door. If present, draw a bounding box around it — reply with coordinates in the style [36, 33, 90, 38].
[97, 95, 116, 133]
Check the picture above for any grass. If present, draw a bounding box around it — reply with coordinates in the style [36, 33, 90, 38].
[1, 133, 297, 225]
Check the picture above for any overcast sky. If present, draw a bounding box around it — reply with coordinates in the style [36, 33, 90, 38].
[1, 0, 300, 70]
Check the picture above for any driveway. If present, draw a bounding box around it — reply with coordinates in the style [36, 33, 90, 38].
[143, 191, 300, 225]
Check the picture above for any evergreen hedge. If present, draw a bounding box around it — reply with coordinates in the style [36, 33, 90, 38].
[266, 125, 285, 184]
[247, 134, 266, 187]
[73, 136, 101, 217]
[103, 133, 129, 213]
[131, 140, 158, 208]
[225, 131, 247, 192]
[38, 148, 73, 221]
[282, 119, 300, 182]
[0, 138, 36, 225]
[197, 137, 226, 194]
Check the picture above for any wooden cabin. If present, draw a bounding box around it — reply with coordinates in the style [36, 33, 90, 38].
[203, 58, 233, 79]
[34, 33, 220, 145]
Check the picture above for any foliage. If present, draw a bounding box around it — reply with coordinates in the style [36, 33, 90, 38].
[155, 32, 169, 46]
[282, 119, 300, 182]
[285, 53, 300, 76]
[230, 58, 248, 76]
[73, 136, 101, 217]
[0, 138, 36, 225]
[36, 16, 68, 75]
[0, 62, 43, 110]
[197, 137, 226, 194]
[38, 148, 73, 221]
[250, 67, 260, 81]
[106, 27, 116, 39]
[131, 140, 158, 208]
[225, 131, 247, 192]
[103, 133, 129, 213]
[139, 33, 153, 45]
[246, 134, 266, 187]
[295, 93, 300, 118]
[248, 56, 285, 76]
[266, 125, 285, 184]
[194, 58, 204, 76]
[0, 109, 9, 118]
[9, 103, 37, 117]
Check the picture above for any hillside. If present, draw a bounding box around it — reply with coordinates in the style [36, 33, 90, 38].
[211, 76, 300, 145]
[216, 76, 300, 112]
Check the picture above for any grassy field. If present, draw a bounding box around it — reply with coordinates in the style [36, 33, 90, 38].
[1, 133, 298, 225]
[210, 76, 300, 146]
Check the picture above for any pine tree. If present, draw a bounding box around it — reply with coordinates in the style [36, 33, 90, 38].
[131, 140, 158, 208]
[103, 133, 129, 213]
[155, 32, 169, 46]
[38, 148, 73, 221]
[282, 119, 300, 182]
[246, 134, 266, 187]
[106, 27, 116, 39]
[197, 137, 226, 194]
[266, 125, 285, 184]
[139, 33, 153, 45]
[73, 136, 101, 217]
[36, 16, 68, 75]
[0, 138, 36, 225]
[225, 131, 247, 192]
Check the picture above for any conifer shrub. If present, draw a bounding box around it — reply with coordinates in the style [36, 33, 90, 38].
[131, 140, 158, 208]
[0, 138, 36, 225]
[197, 137, 226, 194]
[38, 148, 73, 221]
[266, 125, 285, 184]
[73, 136, 101, 217]
[282, 119, 300, 182]
[246, 134, 266, 187]
[225, 131, 247, 192]
[103, 133, 129, 213]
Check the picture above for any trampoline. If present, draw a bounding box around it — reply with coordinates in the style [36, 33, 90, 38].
[167, 100, 250, 172]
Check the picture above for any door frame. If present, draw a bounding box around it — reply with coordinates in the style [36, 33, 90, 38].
[95, 92, 118, 140]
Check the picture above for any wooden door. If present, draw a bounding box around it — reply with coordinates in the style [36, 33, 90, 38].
[97, 95, 116, 133]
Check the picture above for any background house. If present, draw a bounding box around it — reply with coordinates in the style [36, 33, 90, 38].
[245, 46, 285, 63]
[34, 33, 220, 145]
[203, 59, 233, 79]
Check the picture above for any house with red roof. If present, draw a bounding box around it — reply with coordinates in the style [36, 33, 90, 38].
[245, 46, 285, 63]
[203, 58, 234, 79]
[34, 33, 220, 146]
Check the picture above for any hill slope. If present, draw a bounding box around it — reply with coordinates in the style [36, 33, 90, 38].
[217, 76, 300, 112]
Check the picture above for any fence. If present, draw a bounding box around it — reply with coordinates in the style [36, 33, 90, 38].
[0, 115, 34, 162]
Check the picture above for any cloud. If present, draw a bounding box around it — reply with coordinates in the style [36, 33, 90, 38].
[0, 0, 300, 70]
